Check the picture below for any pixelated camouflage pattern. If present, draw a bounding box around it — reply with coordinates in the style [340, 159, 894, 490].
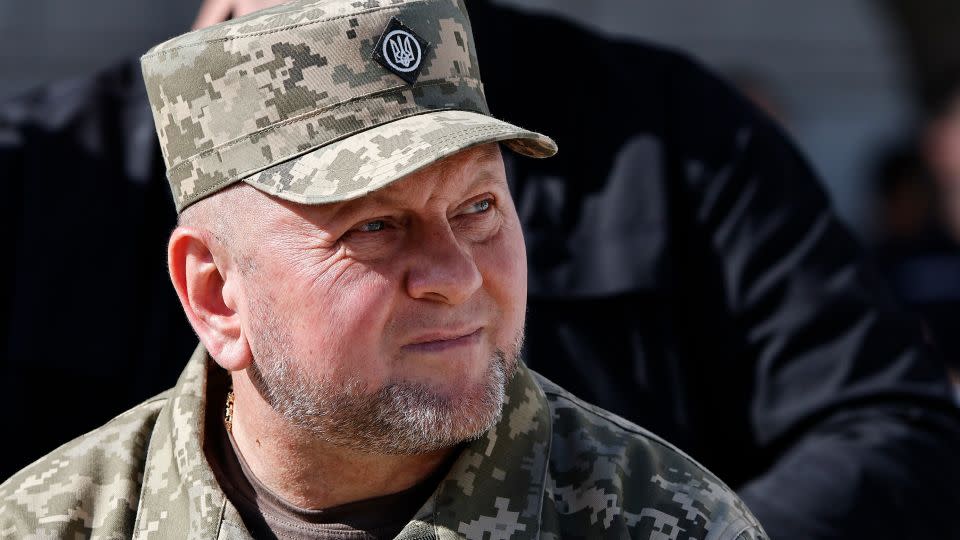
[0, 345, 767, 539]
[243, 109, 551, 204]
[140, 0, 556, 212]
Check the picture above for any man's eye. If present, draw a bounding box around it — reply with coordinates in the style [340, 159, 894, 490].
[357, 220, 386, 232]
[468, 199, 493, 214]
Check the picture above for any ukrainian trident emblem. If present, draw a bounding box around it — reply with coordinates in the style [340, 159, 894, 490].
[382, 30, 422, 72]
[388, 33, 418, 69]
[373, 18, 430, 85]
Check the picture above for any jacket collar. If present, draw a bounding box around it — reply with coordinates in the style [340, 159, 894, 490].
[408, 360, 553, 538]
[134, 346, 552, 539]
[133, 345, 227, 539]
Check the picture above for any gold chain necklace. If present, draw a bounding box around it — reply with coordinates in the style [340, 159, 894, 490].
[224, 390, 235, 433]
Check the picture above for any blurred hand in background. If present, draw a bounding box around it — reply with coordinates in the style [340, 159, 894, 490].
[193, 0, 286, 28]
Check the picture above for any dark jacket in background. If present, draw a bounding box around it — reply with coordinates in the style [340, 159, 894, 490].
[2, 3, 959, 539]
[471, 4, 960, 539]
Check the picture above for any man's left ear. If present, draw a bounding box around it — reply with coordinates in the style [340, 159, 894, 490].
[168, 226, 253, 372]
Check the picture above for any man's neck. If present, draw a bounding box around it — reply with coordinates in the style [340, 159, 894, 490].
[228, 375, 455, 510]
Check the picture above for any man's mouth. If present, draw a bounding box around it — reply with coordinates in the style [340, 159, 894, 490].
[402, 328, 483, 353]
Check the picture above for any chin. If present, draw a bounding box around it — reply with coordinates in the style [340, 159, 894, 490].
[398, 347, 497, 384]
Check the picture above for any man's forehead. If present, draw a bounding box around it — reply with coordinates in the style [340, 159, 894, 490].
[361, 144, 506, 204]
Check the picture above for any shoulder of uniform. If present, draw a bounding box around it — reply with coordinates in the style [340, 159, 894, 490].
[534, 371, 686, 454]
[0, 390, 171, 537]
[533, 372, 768, 540]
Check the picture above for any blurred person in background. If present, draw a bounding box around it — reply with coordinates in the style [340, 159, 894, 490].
[870, 72, 960, 389]
[471, 4, 960, 538]
[914, 72, 960, 384]
[869, 142, 960, 383]
[2, 0, 959, 538]
[926, 72, 960, 244]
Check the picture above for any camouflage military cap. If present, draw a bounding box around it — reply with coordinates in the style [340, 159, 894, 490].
[140, 0, 557, 212]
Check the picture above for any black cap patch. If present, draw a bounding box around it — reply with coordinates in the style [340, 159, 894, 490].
[372, 17, 431, 85]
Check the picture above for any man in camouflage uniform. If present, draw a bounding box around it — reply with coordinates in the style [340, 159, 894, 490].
[0, 0, 768, 538]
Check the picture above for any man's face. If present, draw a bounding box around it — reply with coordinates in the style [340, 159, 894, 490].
[229, 144, 526, 453]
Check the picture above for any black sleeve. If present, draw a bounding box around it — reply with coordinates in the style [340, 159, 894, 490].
[664, 53, 960, 539]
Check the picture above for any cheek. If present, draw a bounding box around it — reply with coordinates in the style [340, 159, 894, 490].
[249, 253, 397, 382]
[478, 220, 527, 338]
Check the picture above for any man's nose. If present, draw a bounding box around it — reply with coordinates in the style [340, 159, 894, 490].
[404, 223, 483, 305]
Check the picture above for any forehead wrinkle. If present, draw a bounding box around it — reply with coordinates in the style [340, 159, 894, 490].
[433, 143, 501, 182]
[265, 196, 352, 243]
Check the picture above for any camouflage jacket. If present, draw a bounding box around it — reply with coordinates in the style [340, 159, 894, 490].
[1, 346, 767, 539]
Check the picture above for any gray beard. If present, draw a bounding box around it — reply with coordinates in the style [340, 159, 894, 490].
[244, 297, 521, 454]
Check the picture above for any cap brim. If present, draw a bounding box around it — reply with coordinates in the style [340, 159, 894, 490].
[241, 110, 556, 205]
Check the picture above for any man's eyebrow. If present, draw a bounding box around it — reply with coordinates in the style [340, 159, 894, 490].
[369, 172, 502, 210]
[348, 160, 505, 213]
